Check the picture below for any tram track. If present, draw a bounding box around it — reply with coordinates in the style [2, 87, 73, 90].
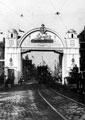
[50, 87, 85, 107]
[38, 84, 85, 120]
[38, 86, 67, 120]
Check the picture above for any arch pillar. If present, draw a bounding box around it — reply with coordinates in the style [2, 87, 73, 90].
[15, 48, 22, 84]
[5, 29, 22, 84]
[5, 47, 22, 84]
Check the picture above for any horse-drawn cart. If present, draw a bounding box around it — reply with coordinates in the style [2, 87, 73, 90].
[64, 71, 82, 90]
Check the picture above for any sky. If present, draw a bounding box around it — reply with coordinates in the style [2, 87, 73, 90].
[0, 0, 85, 37]
[0, 0, 85, 71]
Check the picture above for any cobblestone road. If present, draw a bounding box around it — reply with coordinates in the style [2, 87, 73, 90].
[0, 83, 63, 120]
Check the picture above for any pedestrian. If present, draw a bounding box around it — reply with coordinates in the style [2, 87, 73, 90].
[72, 64, 78, 73]
[4, 75, 8, 89]
[18, 76, 24, 85]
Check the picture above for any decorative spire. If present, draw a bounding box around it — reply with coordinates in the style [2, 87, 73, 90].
[40, 24, 46, 34]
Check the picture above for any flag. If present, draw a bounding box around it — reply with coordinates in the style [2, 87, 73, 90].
[19, 29, 25, 33]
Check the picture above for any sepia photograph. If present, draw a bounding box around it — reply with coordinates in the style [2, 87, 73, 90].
[0, 0, 85, 119]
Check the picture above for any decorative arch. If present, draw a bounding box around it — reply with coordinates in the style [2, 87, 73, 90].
[5, 25, 80, 85]
[18, 25, 66, 48]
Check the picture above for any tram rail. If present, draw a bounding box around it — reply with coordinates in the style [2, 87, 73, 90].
[38, 84, 85, 120]
[38, 86, 67, 120]
[50, 87, 85, 107]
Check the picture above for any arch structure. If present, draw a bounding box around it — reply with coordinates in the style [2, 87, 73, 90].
[5, 25, 80, 84]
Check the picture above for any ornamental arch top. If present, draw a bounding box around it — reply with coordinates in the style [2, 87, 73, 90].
[18, 24, 66, 49]
[5, 24, 80, 84]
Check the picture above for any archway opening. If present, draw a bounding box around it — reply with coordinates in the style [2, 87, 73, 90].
[21, 50, 63, 83]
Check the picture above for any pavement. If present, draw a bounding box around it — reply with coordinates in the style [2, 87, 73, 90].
[0, 82, 63, 120]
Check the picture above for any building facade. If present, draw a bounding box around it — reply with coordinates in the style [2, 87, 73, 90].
[78, 27, 85, 71]
[0, 38, 5, 84]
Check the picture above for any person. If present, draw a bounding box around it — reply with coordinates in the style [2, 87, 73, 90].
[72, 64, 78, 73]
[4, 75, 8, 89]
[18, 76, 24, 85]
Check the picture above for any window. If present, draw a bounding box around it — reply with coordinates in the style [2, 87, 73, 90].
[11, 34, 13, 38]
[71, 34, 74, 38]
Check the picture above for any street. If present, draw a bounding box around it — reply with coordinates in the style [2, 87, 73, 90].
[0, 83, 63, 120]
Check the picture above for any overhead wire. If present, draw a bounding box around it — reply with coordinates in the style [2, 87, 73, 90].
[49, 0, 57, 12]
[0, 1, 22, 17]
[47, 0, 60, 27]
[49, 0, 68, 30]
[0, 0, 33, 28]
[49, 0, 73, 32]
[57, 15, 68, 31]
[0, 0, 71, 32]
[58, 0, 70, 12]
[0, 0, 56, 29]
